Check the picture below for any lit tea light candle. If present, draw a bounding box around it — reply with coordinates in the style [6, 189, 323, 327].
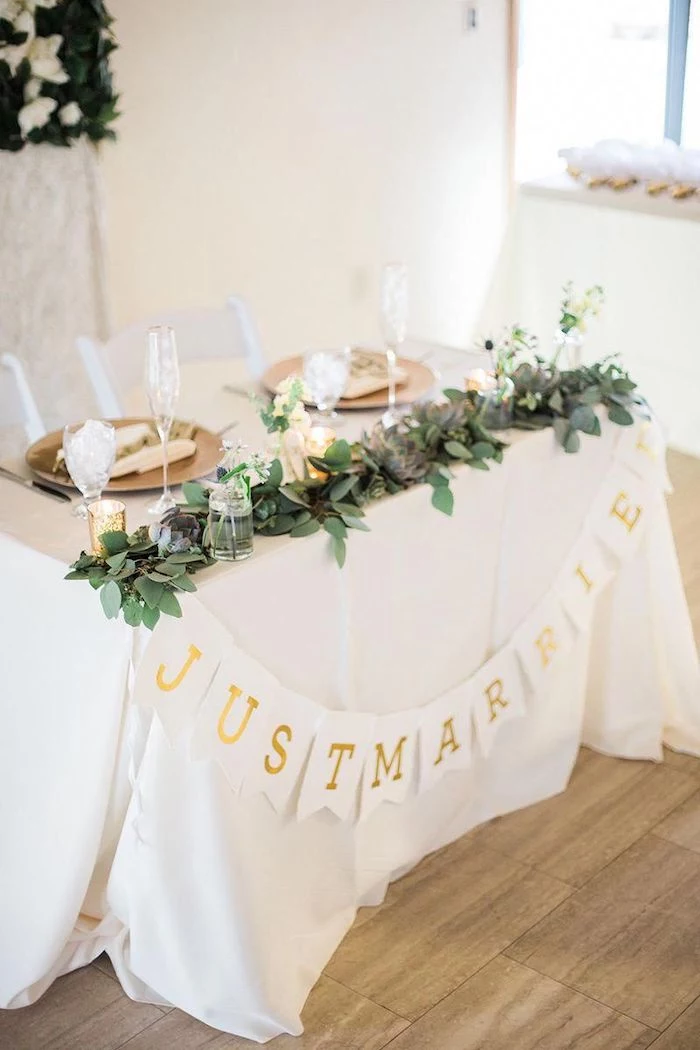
[465, 368, 498, 394]
[305, 426, 336, 481]
[88, 498, 127, 556]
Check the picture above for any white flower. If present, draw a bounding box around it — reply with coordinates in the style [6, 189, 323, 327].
[0, 43, 26, 72]
[58, 101, 81, 126]
[0, 0, 24, 22]
[272, 395, 287, 417]
[288, 404, 312, 433]
[17, 94, 56, 135]
[28, 33, 67, 84]
[35, 0, 61, 8]
[24, 77, 41, 102]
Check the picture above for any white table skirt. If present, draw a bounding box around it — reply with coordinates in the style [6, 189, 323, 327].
[1, 411, 699, 1042]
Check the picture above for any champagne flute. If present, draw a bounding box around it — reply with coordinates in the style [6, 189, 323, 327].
[303, 348, 351, 424]
[380, 262, 408, 427]
[145, 325, 180, 516]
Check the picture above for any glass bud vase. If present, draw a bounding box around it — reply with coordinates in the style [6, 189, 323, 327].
[480, 375, 515, 431]
[553, 328, 584, 370]
[207, 481, 254, 562]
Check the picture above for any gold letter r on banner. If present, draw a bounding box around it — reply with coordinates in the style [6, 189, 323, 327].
[156, 644, 202, 692]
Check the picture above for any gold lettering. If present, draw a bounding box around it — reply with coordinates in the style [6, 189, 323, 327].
[610, 490, 642, 533]
[217, 685, 259, 744]
[372, 736, 408, 788]
[264, 724, 292, 775]
[636, 423, 657, 460]
[434, 718, 460, 766]
[535, 626, 558, 668]
[155, 643, 202, 692]
[326, 743, 355, 790]
[575, 563, 594, 593]
[485, 678, 509, 723]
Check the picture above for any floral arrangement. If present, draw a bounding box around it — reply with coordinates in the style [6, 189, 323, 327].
[65, 510, 213, 630]
[558, 282, 605, 335]
[66, 285, 648, 618]
[258, 377, 312, 436]
[0, 0, 118, 151]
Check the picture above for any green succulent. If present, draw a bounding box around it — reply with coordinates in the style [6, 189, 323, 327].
[364, 424, 429, 486]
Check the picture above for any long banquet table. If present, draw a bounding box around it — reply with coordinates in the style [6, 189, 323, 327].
[1, 363, 700, 1042]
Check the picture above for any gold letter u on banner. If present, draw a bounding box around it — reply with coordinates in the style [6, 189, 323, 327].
[156, 644, 202, 692]
[217, 685, 259, 744]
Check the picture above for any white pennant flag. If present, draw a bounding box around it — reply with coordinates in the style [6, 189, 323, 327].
[241, 688, 322, 812]
[591, 464, 649, 562]
[190, 648, 280, 792]
[418, 681, 474, 794]
[558, 533, 615, 632]
[133, 604, 225, 745]
[616, 415, 670, 493]
[471, 647, 526, 758]
[297, 710, 375, 822]
[359, 708, 421, 821]
[513, 593, 574, 691]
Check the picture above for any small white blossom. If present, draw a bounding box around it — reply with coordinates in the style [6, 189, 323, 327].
[28, 33, 68, 84]
[18, 94, 56, 135]
[24, 78, 42, 102]
[0, 0, 24, 22]
[58, 101, 82, 126]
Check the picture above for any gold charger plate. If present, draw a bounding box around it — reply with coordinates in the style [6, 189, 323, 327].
[262, 354, 435, 410]
[26, 418, 221, 493]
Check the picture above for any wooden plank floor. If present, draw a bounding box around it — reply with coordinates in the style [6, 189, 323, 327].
[3, 450, 700, 1050]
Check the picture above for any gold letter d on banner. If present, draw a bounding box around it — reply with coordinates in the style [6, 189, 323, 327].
[156, 644, 202, 692]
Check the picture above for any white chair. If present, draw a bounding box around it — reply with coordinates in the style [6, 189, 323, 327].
[77, 296, 266, 417]
[0, 352, 46, 446]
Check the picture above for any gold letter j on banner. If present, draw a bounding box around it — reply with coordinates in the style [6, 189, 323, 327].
[156, 644, 202, 692]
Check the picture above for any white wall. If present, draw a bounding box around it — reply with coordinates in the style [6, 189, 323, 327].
[103, 0, 510, 361]
[505, 180, 700, 455]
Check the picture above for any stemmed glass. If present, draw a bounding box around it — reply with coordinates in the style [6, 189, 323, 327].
[303, 348, 351, 424]
[62, 420, 116, 518]
[145, 325, 180, 516]
[380, 262, 408, 427]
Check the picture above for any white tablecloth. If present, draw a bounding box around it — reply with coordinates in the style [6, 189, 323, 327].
[1, 378, 699, 1041]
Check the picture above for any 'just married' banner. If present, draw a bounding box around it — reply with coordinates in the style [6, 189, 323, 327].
[132, 414, 661, 824]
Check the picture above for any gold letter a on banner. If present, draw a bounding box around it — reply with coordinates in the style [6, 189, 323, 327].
[156, 644, 202, 692]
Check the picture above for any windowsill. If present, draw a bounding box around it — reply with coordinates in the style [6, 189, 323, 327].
[519, 173, 700, 223]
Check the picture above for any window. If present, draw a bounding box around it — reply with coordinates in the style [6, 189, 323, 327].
[516, 0, 697, 182]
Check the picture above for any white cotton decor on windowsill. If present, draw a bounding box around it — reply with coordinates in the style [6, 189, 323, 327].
[559, 139, 700, 199]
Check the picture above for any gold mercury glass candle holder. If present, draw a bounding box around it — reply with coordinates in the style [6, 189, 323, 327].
[88, 499, 127, 556]
[305, 426, 336, 481]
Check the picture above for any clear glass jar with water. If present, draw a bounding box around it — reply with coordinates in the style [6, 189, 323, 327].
[207, 480, 254, 562]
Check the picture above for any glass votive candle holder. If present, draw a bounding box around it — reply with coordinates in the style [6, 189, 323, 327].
[305, 426, 336, 480]
[88, 499, 127, 556]
[465, 368, 499, 396]
[480, 375, 515, 431]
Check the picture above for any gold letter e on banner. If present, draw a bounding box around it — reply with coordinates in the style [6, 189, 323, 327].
[156, 644, 202, 692]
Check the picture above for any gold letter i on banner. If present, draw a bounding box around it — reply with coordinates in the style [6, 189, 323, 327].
[217, 685, 259, 744]
[156, 644, 202, 692]
[575, 563, 594, 593]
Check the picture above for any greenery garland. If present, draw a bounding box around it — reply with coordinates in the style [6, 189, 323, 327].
[66, 354, 644, 628]
[0, 0, 118, 152]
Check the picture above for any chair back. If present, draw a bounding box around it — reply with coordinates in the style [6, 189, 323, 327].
[78, 296, 265, 417]
[0, 353, 46, 449]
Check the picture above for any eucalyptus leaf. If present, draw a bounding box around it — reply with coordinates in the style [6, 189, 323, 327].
[158, 590, 182, 618]
[569, 404, 598, 434]
[279, 485, 310, 508]
[445, 440, 472, 460]
[122, 598, 143, 627]
[549, 389, 564, 415]
[99, 579, 122, 619]
[342, 515, 371, 532]
[431, 485, 454, 515]
[324, 439, 352, 468]
[552, 417, 570, 447]
[171, 574, 197, 592]
[608, 404, 634, 426]
[331, 534, 346, 567]
[182, 481, 208, 506]
[443, 388, 467, 401]
[290, 519, 321, 538]
[471, 441, 495, 459]
[468, 458, 490, 471]
[324, 517, 347, 540]
[64, 570, 88, 581]
[134, 576, 164, 609]
[142, 604, 161, 631]
[564, 428, 581, 454]
[267, 458, 284, 487]
[331, 502, 365, 517]
[99, 530, 129, 555]
[329, 474, 357, 501]
[106, 550, 128, 571]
